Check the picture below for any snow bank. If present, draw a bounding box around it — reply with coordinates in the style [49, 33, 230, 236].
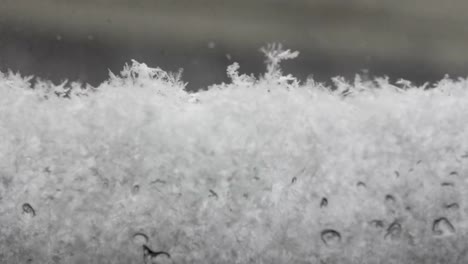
[1, 44, 468, 263]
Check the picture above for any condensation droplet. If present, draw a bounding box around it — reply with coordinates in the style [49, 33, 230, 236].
[321, 229, 341, 246]
[356, 181, 366, 190]
[132, 233, 149, 245]
[320, 197, 328, 208]
[22, 203, 36, 217]
[102, 178, 109, 188]
[143, 245, 171, 264]
[441, 182, 455, 187]
[132, 184, 140, 195]
[385, 194, 395, 203]
[209, 189, 218, 198]
[384, 221, 402, 240]
[432, 217, 455, 236]
[444, 203, 459, 210]
[369, 219, 384, 229]
[384, 195, 397, 214]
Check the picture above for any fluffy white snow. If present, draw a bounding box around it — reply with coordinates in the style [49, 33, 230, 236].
[1, 45, 468, 263]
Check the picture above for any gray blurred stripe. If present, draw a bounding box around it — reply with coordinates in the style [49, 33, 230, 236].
[1, 0, 468, 89]
[2, 0, 468, 65]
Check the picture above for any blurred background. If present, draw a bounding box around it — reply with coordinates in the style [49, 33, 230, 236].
[1, 0, 468, 91]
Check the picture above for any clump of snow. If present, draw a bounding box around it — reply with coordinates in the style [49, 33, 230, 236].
[1, 45, 468, 263]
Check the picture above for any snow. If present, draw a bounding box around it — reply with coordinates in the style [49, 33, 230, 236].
[1, 45, 468, 263]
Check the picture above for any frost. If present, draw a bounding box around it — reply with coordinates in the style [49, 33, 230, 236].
[260, 43, 299, 87]
[1, 45, 468, 263]
[221, 43, 299, 89]
[112, 59, 185, 88]
[226, 62, 256, 87]
[107, 59, 188, 101]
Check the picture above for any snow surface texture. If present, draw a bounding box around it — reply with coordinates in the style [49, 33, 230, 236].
[1, 44, 468, 264]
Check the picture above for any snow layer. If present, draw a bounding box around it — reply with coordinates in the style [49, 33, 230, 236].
[1, 45, 468, 263]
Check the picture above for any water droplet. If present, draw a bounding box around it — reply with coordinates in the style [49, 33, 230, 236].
[209, 189, 218, 198]
[356, 181, 366, 189]
[432, 217, 455, 236]
[150, 179, 167, 185]
[22, 203, 36, 217]
[369, 219, 384, 229]
[132, 184, 140, 195]
[1, 175, 12, 188]
[132, 233, 149, 245]
[444, 203, 459, 210]
[384, 220, 402, 240]
[143, 245, 171, 263]
[320, 197, 328, 208]
[385, 194, 395, 203]
[441, 182, 455, 187]
[102, 178, 109, 188]
[320, 229, 341, 246]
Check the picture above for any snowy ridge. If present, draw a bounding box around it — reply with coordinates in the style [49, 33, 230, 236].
[1, 45, 468, 263]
